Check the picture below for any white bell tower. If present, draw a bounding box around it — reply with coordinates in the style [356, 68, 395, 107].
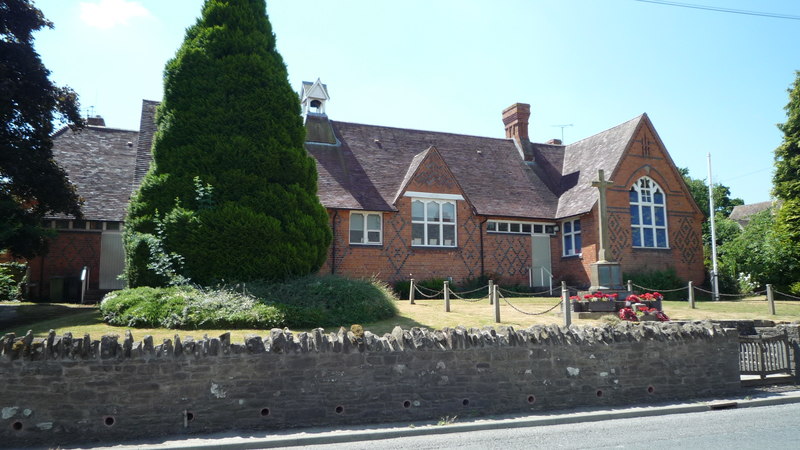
[300, 78, 330, 122]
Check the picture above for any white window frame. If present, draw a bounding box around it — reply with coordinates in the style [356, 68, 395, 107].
[411, 198, 457, 247]
[486, 220, 556, 235]
[349, 211, 383, 245]
[630, 177, 669, 249]
[562, 218, 581, 257]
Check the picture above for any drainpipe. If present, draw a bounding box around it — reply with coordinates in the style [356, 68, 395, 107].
[479, 217, 487, 277]
[330, 210, 338, 275]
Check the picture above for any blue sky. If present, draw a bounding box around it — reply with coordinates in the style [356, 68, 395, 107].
[33, 0, 800, 205]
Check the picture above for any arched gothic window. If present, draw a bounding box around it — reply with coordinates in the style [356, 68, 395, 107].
[629, 177, 668, 248]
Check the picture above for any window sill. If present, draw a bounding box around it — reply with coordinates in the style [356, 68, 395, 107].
[561, 254, 582, 259]
[632, 246, 671, 251]
[349, 243, 383, 247]
[412, 245, 458, 250]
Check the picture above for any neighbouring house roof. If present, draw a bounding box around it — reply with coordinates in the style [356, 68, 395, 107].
[729, 201, 773, 227]
[306, 120, 560, 219]
[49, 124, 139, 222]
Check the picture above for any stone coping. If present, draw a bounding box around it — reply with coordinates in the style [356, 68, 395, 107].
[1, 321, 732, 362]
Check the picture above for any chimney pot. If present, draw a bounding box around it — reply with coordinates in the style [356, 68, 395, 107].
[502, 103, 530, 142]
[546, 138, 562, 145]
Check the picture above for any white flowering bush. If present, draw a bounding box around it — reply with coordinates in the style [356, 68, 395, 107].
[100, 285, 284, 329]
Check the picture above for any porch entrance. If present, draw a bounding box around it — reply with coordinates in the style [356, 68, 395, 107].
[530, 235, 552, 288]
[99, 231, 125, 290]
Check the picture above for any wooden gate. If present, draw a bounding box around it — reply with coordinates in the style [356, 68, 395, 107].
[739, 332, 791, 379]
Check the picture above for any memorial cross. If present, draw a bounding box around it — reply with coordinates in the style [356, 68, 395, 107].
[591, 169, 614, 263]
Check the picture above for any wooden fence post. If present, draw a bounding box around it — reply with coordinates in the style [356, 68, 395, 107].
[688, 281, 695, 309]
[562, 281, 571, 327]
[767, 284, 775, 315]
[488, 280, 494, 305]
[494, 284, 501, 323]
[409, 278, 415, 305]
[444, 281, 450, 312]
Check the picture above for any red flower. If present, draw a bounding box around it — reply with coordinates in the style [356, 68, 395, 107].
[584, 294, 593, 299]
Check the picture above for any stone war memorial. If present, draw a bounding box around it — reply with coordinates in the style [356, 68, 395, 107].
[0, 322, 743, 447]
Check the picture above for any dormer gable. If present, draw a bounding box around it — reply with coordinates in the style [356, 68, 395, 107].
[300, 78, 330, 120]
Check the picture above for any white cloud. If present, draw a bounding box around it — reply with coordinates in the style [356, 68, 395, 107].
[79, 0, 152, 30]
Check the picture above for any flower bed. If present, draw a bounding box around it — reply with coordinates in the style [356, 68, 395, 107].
[570, 292, 618, 312]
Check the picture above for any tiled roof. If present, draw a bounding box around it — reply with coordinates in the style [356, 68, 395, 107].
[133, 100, 158, 189]
[729, 201, 773, 225]
[306, 121, 560, 219]
[555, 115, 644, 218]
[49, 125, 139, 221]
[78, 100, 649, 223]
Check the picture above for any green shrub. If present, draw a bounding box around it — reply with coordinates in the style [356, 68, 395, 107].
[623, 267, 686, 300]
[0, 262, 27, 301]
[99, 285, 285, 329]
[248, 275, 398, 328]
[101, 276, 397, 330]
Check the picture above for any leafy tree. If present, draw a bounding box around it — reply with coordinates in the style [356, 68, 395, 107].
[0, 0, 83, 258]
[718, 210, 799, 293]
[679, 167, 744, 248]
[125, 0, 331, 286]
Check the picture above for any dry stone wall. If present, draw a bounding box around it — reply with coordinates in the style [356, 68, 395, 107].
[0, 322, 740, 448]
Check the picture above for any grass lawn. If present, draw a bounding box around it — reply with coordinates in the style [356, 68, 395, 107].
[2, 296, 798, 344]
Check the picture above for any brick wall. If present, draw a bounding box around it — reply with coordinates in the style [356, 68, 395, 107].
[26, 231, 102, 300]
[0, 322, 741, 447]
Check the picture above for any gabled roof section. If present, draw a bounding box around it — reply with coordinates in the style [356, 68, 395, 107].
[393, 147, 430, 204]
[556, 115, 643, 218]
[49, 125, 139, 221]
[301, 78, 330, 102]
[306, 121, 559, 219]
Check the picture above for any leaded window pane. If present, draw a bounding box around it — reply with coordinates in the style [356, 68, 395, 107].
[564, 236, 573, 254]
[644, 228, 655, 247]
[630, 205, 640, 225]
[656, 229, 667, 248]
[412, 201, 424, 221]
[632, 228, 642, 247]
[575, 233, 582, 250]
[442, 202, 455, 223]
[427, 202, 439, 221]
[498, 222, 508, 232]
[522, 224, 532, 233]
[564, 221, 572, 233]
[427, 224, 439, 245]
[642, 207, 652, 225]
[654, 191, 664, 205]
[443, 225, 456, 246]
[629, 189, 638, 203]
[367, 214, 381, 230]
[350, 213, 364, 243]
[655, 207, 665, 226]
[412, 223, 425, 245]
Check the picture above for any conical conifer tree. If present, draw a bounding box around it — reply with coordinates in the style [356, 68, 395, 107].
[773, 70, 800, 289]
[124, 0, 331, 286]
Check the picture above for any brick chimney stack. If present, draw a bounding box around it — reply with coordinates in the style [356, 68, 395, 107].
[502, 103, 530, 142]
[87, 115, 105, 127]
